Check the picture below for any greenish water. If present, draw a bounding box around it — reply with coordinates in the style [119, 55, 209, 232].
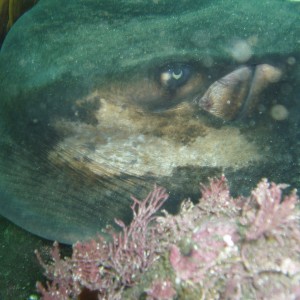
[0, 0, 299, 299]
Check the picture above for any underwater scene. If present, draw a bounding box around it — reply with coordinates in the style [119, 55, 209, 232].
[0, 0, 299, 299]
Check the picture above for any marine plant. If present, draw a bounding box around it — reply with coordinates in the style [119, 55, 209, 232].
[35, 176, 300, 300]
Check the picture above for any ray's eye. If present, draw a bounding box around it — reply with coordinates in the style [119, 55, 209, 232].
[159, 64, 192, 90]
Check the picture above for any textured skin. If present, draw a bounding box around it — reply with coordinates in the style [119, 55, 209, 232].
[0, 0, 298, 243]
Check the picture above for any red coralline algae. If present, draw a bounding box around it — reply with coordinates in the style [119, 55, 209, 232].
[169, 220, 238, 282]
[36, 186, 169, 300]
[35, 177, 300, 300]
[245, 179, 298, 240]
[145, 279, 176, 300]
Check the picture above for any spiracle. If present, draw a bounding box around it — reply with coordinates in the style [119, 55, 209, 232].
[198, 64, 282, 121]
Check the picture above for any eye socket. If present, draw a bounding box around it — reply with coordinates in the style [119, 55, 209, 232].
[159, 64, 192, 90]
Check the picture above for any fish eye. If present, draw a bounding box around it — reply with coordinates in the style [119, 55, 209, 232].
[159, 64, 192, 90]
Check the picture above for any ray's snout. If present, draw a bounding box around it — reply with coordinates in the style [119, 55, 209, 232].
[198, 64, 282, 121]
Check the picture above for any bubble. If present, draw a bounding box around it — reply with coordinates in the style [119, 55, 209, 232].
[287, 56, 296, 65]
[229, 40, 253, 63]
[270, 104, 289, 121]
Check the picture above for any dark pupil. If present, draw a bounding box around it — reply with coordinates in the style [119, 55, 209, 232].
[164, 64, 191, 90]
[173, 68, 182, 76]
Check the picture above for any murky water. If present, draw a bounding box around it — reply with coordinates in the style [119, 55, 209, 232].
[0, 0, 299, 298]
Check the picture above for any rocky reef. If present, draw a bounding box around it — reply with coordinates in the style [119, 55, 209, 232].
[35, 176, 300, 299]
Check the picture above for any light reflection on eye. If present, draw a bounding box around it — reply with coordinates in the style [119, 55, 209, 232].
[159, 64, 192, 90]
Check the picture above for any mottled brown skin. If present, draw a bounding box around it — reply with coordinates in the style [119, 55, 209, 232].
[0, 60, 287, 244]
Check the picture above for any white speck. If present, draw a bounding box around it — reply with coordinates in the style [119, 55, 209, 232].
[223, 234, 234, 247]
[229, 40, 253, 63]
